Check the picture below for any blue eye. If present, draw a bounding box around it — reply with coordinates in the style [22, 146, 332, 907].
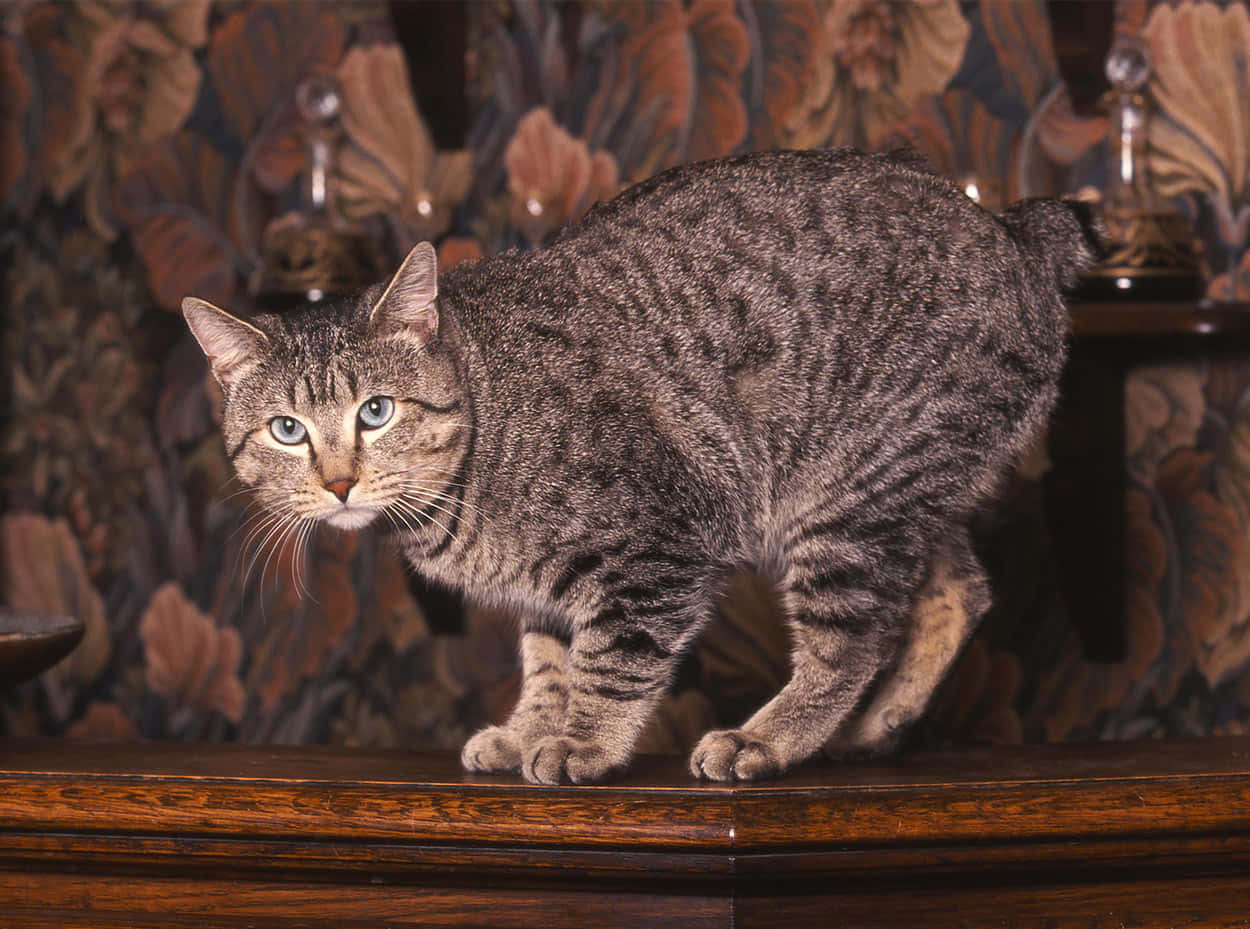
[269, 416, 307, 445]
[359, 396, 394, 429]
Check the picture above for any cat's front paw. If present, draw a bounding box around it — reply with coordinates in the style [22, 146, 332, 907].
[690, 729, 782, 781]
[522, 736, 619, 785]
[461, 725, 522, 774]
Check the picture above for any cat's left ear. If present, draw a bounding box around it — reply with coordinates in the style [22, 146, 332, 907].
[181, 297, 269, 390]
[371, 241, 438, 343]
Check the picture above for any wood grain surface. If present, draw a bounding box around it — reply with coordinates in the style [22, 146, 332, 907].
[1, 737, 1248, 927]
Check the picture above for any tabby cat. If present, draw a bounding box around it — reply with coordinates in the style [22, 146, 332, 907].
[183, 149, 1100, 784]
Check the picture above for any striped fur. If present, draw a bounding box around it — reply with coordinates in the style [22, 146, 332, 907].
[184, 150, 1100, 784]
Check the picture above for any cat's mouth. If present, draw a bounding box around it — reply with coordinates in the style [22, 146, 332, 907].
[323, 506, 378, 531]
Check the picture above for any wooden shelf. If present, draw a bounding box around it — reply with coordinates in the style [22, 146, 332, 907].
[1071, 300, 1250, 340]
[1, 737, 1250, 926]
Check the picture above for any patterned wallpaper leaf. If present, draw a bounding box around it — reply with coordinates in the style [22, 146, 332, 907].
[203, 2, 345, 192]
[241, 528, 359, 722]
[947, 0, 1108, 199]
[1124, 361, 1208, 483]
[337, 42, 473, 247]
[1211, 250, 1250, 302]
[1158, 448, 1250, 691]
[1146, 2, 1250, 209]
[883, 88, 1018, 203]
[1214, 373, 1250, 557]
[1032, 84, 1107, 170]
[739, 0, 822, 150]
[929, 638, 1024, 745]
[1029, 486, 1168, 741]
[785, 0, 970, 151]
[1, 514, 112, 721]
[504, 107, 619, 242]
[588, 0, 750, 179]
[27, 0, 210, 237]
[1145, 0, 1250, 272]
[4, 224, 155, 580]
[65, 701, 141, 741]
[20, 6, 92, 205]
[978, 0, 1058, 114]
[116, 132, 243, 310]
[1, 30, 34, 212]
[78, 1, 208, 157]
[6, 0, 1250, 751]
[140, 581, 245, 726]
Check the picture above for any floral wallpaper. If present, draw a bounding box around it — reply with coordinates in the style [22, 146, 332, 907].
[3, 0, 1250, 755]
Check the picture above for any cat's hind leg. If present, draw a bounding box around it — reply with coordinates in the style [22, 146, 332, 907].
[690, 519, 923, 781]
[461, 629, 569, 774]
[823, 527, 989, 759]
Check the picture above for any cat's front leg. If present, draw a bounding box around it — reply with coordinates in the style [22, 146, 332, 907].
[462, 630, 569, 774]
[521, 599, 705, 785]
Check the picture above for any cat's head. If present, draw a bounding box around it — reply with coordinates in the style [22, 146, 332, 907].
[182, 242, 468, 533]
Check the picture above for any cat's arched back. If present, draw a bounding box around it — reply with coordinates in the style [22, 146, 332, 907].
[184, 149, 1101, 784]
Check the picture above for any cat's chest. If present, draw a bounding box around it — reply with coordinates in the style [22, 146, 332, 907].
[401, 527, 569, 621]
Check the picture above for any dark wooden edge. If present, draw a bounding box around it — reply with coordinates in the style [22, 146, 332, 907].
[3, 738, 1250, 929]
[1070, 301, 1250, 340]
[0, 737, 1248, 862]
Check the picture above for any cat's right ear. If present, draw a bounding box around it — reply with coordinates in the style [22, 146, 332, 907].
[370, 241, 439, 344]
[181, 297, 269, 390]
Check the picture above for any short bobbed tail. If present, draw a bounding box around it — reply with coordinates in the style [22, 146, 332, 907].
[999, 198, 1106, 292]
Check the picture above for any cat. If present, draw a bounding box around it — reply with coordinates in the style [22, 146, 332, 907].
[183, 148, 1101, 785]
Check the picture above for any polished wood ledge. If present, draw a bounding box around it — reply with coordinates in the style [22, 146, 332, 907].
[1070, 300, 1250, 341]
[1, 738, 1250, 927]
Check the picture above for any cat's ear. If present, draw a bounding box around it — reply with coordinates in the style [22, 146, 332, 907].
[371, 241, 439, 343]
[181, 297, 269, 390]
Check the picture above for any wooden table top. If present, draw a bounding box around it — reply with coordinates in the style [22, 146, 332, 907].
[4, 737, 1250, 928]
[1, 736, 1248, 855]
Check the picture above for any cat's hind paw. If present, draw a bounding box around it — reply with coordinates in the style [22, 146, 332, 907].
[821, 706, 909, 761]
[461, 725, 522, 774]
[522, 736, 619, 785]
[690, 729, 782, 781]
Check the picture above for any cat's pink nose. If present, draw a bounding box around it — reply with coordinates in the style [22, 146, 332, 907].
[325, 478, 356, 503]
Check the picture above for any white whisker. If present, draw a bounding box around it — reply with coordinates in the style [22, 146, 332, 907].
[246, 507, 300, 599]
[392, 496, 455, 542]
[393, 481, 487, 518]
[246, 511, 291, 587]
[398, 488, 469, 527]
[420, 464, 474, 478]
[396, 473, 477, 494]
[228, 502, 272, 547]
[217, 485, 260, 507]
[379, 507, 405, 536]
[390, 505, 424, 541]
[234, 507, 279, 580]
[294, 516, 320, 605]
